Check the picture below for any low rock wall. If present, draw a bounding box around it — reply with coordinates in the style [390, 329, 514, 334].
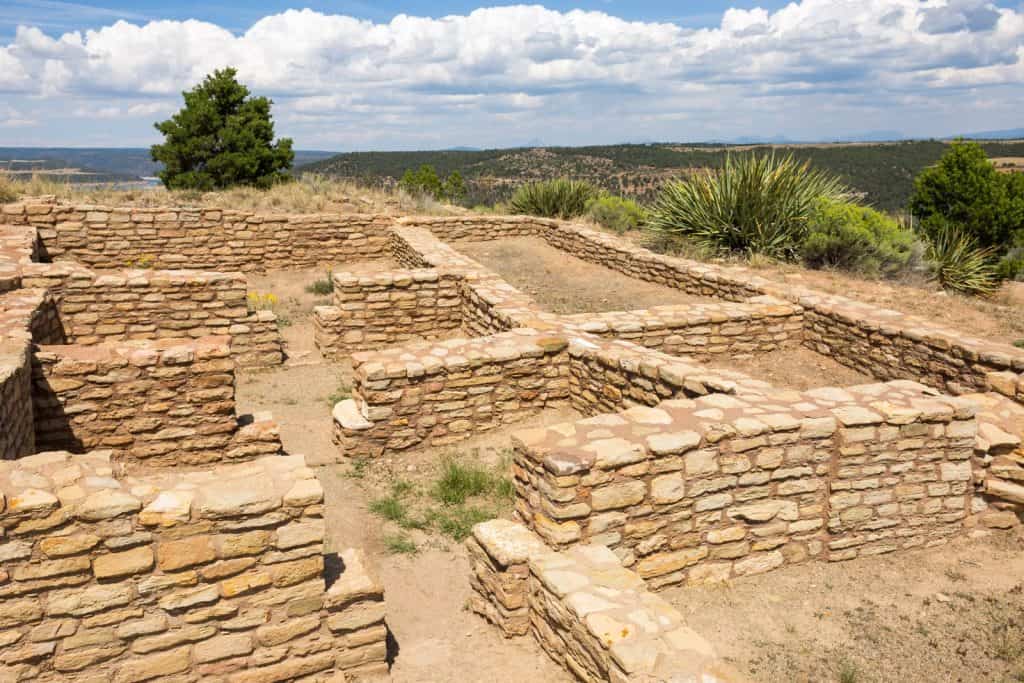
[3, 202, 393, 271]
[19, 264, 283, 368]
[0, 451, 388, 682]
[512, 381, 975, 588]
[332, 331, 571, 458]
[466, 520, 739, 683]
[31, 336, 243, 466]
[561, 297, 802, 359]
[313, 269, 463, 357]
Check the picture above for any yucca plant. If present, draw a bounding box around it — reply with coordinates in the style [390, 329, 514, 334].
[925, 225, 1001, 297]
[647, 153, 848, 259]
[509, 178, 597, 219]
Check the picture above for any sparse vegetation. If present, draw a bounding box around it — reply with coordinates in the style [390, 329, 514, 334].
[0, 171, 17, 203]
[509, 178, 598, 219]
[306, 271, 334, 296]
[382, 532, 418, 555]
[398, 164, 467, 204]
[648, 153, 848, 259]
[326, 379, 351, 406]
[367, 453, 514, 542]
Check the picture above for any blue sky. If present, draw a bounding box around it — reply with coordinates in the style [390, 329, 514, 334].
[1, 1, 1023, 149]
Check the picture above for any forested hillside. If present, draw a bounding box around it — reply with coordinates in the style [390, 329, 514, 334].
[299, 140, 1024, 212]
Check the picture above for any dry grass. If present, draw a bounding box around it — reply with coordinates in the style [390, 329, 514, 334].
[0, 171, 465, 216]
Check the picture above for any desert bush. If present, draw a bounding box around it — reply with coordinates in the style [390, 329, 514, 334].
[998, 245, 1024, 282]
[0, 172, 17, 203]
[305, 271, 334, 295]
[509, 178, 597, 219]
[925, 224, 1001, 297]
[801, 200, 920, 277]
[586, 195, 647, 233]
[647, 153, 848, 259]
[399, 165, 466, 204]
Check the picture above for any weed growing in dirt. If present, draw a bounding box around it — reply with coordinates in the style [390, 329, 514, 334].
[838, 660, 860, 683]
[344, 457, 369, 480]
[945, 567, 967, 583]
[327, 380, 351, 406]
[1015, 339, 1024, 349]
[306, 271, 334, 296]
[367, 454, 515, 542]
[382, 533, 417, 555]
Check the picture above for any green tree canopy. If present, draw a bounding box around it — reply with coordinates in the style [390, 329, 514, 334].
[909, 140, 1024, 249]
[151, 68, 294, 190]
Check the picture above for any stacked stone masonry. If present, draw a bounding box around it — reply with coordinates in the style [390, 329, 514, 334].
[19, 263, 283, 369]
[512, 380, 976, 588]
[313, 270, 463, 357]
[466, 520, 742, 683]
[0, 451, 387, 682]
[31, 336, 284, 467]
[333, 330, 571, 457]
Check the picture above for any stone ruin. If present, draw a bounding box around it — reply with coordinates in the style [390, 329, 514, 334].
[2, 197, 1023, 682]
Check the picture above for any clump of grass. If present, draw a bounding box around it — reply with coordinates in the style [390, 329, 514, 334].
[344, 457, 369, 480]
[433, 458, 502, 505]
[0, 172, 18, 203]
[1014, 340, 1024, 349]
[382, 533, 417, 555]
[366, 453, 516, 543]
[305, 271, 334, 296]
[838, 659, 860, 683]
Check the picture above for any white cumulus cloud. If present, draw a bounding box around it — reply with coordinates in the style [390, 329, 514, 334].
[0, 1, 1021, 147]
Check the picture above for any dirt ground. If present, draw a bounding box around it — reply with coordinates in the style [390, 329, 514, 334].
[666, 532, 1024, 683]
[709, 345, 875, 391]
[456, 236, 712, 314]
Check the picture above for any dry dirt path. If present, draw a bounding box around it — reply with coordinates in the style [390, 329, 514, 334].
[236, 267, 570, 682]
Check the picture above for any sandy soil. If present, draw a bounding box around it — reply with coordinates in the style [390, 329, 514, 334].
[665, 532, 1024, 682]
[708, 345, 875, 391]
[456, 237, 713, 314]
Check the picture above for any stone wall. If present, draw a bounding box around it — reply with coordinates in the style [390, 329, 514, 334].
[332, 330, 571, 458]
[0, 451, 388, 682]
[1, 288, 63, 460]
[966, 392, 1024, 522]
[31, 336, 244, 466]
[18, 264, 283, 368]
[512, 380, 975, 588]
[466, 520, 738, 683]
[561, 297, 802, 359]
[313, 269, 463, 358]
[0, 223, 37, 292]
[3, 201, 394, 272]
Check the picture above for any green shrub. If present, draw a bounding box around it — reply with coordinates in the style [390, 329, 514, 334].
[998, 247, 1024, 281]
[925, 224, 1001, 297]
[647, 153, 848, 259]
[399, 164, 465, 204]
[910, 140, 1024, 251]
[509, 178, 597, 219]
[801, 200, 919, 277]
[586, 195, 647, 233]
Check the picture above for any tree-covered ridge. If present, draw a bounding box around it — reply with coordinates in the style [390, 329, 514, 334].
[299, 140, 1024, 212]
